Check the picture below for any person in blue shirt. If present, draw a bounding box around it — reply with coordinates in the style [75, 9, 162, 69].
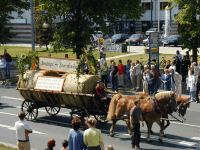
[162, 69, 171, 91]
[126, 60, 131, 84]
[146, 69, 154, 95]
[68, 118, 86, 150]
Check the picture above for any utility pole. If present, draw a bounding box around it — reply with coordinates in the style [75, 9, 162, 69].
[158, 0, 160, 33]
[30, 0, 35, 51]
[151, 0, 153, 28]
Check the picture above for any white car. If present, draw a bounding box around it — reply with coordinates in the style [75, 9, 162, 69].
[145, 28, 158, 35]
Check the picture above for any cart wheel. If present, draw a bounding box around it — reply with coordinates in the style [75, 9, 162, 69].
[94, 114, 108, 124]
[45, 106, 60, 116]
[71, 106, 89, 126]
[21, 99, 38, 121]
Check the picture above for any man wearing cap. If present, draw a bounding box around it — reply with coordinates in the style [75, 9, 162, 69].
[94, 80, 111, 109]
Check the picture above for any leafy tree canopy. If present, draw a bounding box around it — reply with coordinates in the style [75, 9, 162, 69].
[169, 0, 200, 62]
[0, 0, 30, 44]
[37, 0, 145, 58]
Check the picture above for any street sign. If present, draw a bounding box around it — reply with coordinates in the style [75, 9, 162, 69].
[149, 32, 159, 71]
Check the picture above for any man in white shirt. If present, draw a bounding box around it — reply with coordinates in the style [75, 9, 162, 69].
[173, 50, 182, 62]
[15, 111, 32, 150]
[135, 60, 141, 91]
[170, 68, 182, 97]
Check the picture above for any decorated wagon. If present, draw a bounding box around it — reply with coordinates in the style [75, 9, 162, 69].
[16, 56, 108, 124]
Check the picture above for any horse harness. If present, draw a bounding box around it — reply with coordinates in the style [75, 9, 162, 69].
[142, 96, 172, 116]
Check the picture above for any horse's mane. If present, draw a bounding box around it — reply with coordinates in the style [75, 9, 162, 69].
[154, 91, 173, 102]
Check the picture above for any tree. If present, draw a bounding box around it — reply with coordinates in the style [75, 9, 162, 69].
[169, 0, 200, 63]
[37, 0, 145, 58]
[0, 0, 30, 44]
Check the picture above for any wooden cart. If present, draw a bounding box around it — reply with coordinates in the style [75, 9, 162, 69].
[16, 88, 108, 124]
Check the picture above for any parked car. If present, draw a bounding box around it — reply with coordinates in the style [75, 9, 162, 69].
[145, 28, 158, 35]
[107, 33, 129, 43]
[125, 34, 146, 46]
[162, 35, 182, 47]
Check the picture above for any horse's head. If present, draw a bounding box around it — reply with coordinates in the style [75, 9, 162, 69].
[177, 97, 190, 116]
[154, 91, 177, 113]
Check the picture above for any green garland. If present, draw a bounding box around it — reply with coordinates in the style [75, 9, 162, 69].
[76, 53, 98, 79]
[16, 51, 39, 78]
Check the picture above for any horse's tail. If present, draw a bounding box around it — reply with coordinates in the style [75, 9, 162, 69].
[107, 94, 122, 121]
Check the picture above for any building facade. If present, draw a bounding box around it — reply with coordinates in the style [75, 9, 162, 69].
[8, 1, 180, 43]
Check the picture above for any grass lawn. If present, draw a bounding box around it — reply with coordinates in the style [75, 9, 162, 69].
[0, 46, 125, 60]
[106, 53, 175, 67]
[0, 144, 17, 150]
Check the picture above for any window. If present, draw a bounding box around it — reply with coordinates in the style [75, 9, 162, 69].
[142, 2, 152, 10]
[160, 2, 170, 10]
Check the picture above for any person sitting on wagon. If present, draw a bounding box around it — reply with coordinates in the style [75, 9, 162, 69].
[94, 80, 111, 109]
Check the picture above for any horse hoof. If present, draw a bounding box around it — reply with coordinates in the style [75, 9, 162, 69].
[110, 134, 114, 137]
[158, 138, 162, 143]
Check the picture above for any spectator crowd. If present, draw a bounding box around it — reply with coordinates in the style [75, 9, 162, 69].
[98, 49, 200, 103]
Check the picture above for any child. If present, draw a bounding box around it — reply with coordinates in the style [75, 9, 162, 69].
[187, 70, 196, 102]
[61, 139, 68, 150]
[130, 62, 136, 90]
[143, 72, 148, 94]
[107, 145, 114, 150]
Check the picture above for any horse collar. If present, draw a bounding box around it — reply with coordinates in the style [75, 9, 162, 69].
[155, 100, 164, 114]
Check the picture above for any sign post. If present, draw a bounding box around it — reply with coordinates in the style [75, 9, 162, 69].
[149, 33, 159, 72]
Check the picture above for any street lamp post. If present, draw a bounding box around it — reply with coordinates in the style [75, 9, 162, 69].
[30, 0, 35, 51]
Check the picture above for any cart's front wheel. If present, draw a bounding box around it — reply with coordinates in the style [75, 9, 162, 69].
[21, 99, 38, 121]
[94, 114, 108, 124]
[45, 106, 60, 116]
[71, 106, 89, 127]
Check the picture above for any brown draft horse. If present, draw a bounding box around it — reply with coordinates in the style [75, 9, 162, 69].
[107, 91, 177, 142]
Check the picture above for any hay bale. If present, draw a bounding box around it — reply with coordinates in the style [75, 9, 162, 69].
[17, 70, 60, 102]
[61, 74, 99, 109]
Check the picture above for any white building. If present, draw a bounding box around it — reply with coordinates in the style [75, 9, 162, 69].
[8, 1, 180, 43]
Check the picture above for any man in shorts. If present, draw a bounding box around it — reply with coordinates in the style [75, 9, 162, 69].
[15, 111, 32, 150]
[0, 55, 7, 85]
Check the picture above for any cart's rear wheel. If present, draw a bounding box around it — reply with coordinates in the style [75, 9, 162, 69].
[94, 114, 108, 124]
[45, 106, 60, 116]
[21, 99, 38, 121]
[71, 106, 89, 127]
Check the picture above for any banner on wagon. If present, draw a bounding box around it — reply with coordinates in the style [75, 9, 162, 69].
[34, 76, 65, 92]
[39, 56, 80, 73]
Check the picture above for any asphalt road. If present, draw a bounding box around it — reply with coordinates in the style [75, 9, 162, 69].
[1, 86, 200, 150]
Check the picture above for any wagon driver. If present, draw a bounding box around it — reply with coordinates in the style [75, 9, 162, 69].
[94, 80, 111, 109]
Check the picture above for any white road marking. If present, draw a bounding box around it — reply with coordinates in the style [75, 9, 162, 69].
[170, 122, 200, 128]
[2, 96, 23, 101]
[0, 123, 47, 135]
[178, 141, 196, 146]
[122, 134, 197, 147]
[191, 137, 200, 141]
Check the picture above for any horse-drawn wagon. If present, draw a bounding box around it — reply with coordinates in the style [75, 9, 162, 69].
[16, 69, 108, 124]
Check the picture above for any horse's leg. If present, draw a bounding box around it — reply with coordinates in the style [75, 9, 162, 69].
[110, 118, 118, 137]
[145, 120, 154, 134]
[126, 118, 132, 136]
[155, 120, 164, 143]
[147, 121, 153, 142]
